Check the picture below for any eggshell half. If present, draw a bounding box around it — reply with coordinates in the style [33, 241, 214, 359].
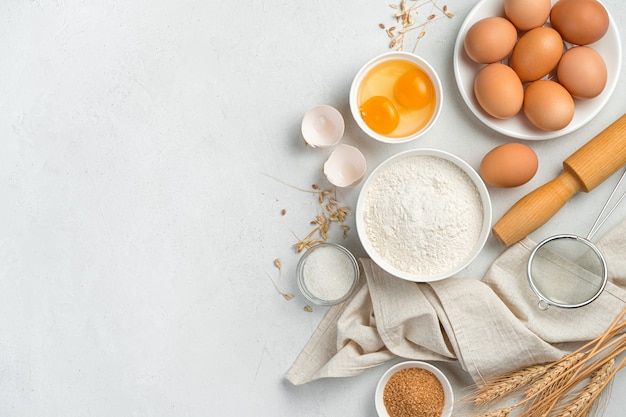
[323, 144, 367, 188]
[301, 105, 345, 147]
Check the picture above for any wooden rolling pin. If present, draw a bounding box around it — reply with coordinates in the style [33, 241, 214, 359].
[493, 113, 626, 246]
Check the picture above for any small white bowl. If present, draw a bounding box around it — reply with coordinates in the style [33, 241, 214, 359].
[375, 361, 454, 417]
[296, 243, 360, 306]
[301, 105, 345, 147]
[349, 51, 443, 144]
[356, 149, 491, 282]
[323, 144, 367, 188]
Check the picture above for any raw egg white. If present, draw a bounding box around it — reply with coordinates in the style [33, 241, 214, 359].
[357, 59, 436, 139]
[523, 80, 575, 131]
[474, 63, 524, 119]
[480, 143, 538, 188]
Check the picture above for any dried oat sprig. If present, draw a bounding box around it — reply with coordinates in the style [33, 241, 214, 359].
[262, 173, 352, 252]
[293, 185, 351, 252]
[292, 227, 324, 253]
[380, 0, 454, 52]
[265, 258, 294, 300]
[265, 272, 294, 300]
[261, 173, 324, 194]
[438, 3, 455, 18]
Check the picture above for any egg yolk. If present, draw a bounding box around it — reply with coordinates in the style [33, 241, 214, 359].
[394, 70, 434, 109]
[359, 96, 399, 134]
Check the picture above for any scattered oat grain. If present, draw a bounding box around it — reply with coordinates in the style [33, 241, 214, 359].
[381, 1, 454, 52]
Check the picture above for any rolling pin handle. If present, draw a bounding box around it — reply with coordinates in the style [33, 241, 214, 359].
[492, 166, 583, 246]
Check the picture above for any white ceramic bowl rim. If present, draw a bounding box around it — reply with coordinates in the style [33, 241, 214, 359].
[375, 360, 454, 417]
[349, 51, 443, 144]
[452, 0, 622, 140]
[356, 148, 492, 282]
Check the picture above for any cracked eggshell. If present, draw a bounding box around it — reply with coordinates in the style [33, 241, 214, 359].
[323, 144, 366, 188]
[301, 105, 345, 147]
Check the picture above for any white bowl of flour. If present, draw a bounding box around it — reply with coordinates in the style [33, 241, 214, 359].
[356, 149, 492, 282]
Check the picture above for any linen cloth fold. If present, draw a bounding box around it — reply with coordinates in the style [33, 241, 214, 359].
[285, 219, 626, 385]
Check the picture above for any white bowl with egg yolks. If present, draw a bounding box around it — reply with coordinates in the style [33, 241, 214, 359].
[349, 51, 443, 144]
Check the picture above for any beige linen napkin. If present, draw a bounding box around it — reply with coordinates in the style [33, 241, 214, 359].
[285, 219, 626, 385]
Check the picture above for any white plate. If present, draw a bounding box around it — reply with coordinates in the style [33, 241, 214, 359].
[355, 149, 492, 282]
[453, 0, 622, 140]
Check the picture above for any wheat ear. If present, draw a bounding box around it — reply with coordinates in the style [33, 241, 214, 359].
[473, 364, 547, 406]
[554, 358, 615, 417]
[524, 349, 624, 416]
[525, 352, 587, 399]
[476, 406, 514, 417]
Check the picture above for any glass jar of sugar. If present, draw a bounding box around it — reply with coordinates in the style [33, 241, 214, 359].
[296, 243, 360, 305]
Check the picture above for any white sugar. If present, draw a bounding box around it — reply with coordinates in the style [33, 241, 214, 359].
[302, 245, 356, 301]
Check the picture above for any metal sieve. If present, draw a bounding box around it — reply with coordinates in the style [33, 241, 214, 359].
[527, 169, 626, 310]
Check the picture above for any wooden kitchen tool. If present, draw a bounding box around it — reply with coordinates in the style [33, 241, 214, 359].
[493, 113, 626, 246]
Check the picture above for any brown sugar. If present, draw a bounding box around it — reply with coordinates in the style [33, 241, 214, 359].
[383, 367, 445, 417]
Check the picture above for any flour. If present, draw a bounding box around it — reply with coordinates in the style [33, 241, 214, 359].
[362, 155, 484, 276]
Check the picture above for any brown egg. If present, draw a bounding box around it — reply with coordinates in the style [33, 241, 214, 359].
[510, 27, 563, 82]
[474, 63, 524, 119]
[557, 46, 607, 98]
[480, 143, 538, 188]
[464, 17, 518, 64]
[505, 0, 551, 31]
[523, 80, 575, 131]
[550, 0, 609, 45]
